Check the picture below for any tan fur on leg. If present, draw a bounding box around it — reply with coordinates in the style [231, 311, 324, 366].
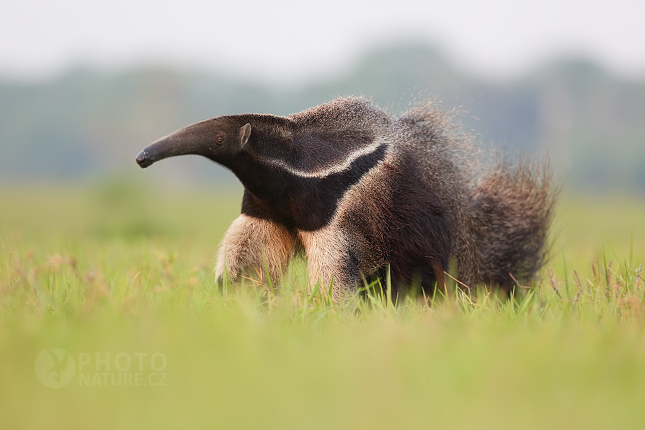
[215, 214, 297, 285]
[298, 226, 356, 302]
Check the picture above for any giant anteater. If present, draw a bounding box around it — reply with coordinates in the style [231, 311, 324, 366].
[136, 97, 556, 301]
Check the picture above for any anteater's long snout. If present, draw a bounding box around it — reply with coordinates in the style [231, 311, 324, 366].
[135, 121, 215, 169]
[135, 148, 154, 168]
[135, 135, 181, 169]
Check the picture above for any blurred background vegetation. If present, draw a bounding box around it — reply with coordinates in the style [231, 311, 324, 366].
[2, 3, 645, 426]
[1, 42, 644, 193]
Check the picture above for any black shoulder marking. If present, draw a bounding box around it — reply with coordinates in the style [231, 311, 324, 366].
[254, 128, 377, 175]
[241, 143, 388, 231]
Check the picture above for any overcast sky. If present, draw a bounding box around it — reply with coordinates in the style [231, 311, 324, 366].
[1, 0, 644, 84]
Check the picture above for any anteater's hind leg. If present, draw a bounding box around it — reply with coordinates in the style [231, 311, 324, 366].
[215, 214, 297, 285]
[431, 260, 446, 294]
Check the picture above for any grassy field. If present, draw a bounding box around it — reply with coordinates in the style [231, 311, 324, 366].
[1, 180, 645, 429]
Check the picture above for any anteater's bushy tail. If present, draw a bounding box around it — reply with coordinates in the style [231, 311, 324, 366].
[462, 157, 557, 288]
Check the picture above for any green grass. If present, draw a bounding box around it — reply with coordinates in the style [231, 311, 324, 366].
[1, 180, 645, 429]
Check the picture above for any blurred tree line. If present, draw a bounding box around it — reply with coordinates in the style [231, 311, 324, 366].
[1, 43, 644, 192]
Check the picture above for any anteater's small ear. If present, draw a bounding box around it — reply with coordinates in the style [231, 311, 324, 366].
[239, 123, 252, 147]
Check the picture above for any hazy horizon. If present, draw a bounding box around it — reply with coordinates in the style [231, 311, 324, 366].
[2, 0, 644, 85]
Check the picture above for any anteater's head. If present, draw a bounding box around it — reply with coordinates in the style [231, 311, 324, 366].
[136, 117, 252, 169]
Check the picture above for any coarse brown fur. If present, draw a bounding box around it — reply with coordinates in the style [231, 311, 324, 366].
[136, 96, 558, 302]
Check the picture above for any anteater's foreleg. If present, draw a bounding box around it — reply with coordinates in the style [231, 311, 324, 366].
[298, 227, 362, 303]
[215, 214, 297, 285]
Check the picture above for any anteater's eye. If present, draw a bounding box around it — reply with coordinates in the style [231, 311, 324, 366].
[216, 135, 224, 145]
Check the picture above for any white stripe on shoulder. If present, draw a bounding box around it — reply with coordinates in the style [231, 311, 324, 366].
[253, 140, 386, 178]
